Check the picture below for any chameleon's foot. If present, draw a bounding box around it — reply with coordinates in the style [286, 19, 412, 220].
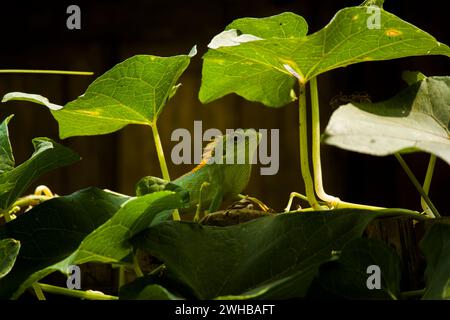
[193, 207, 209, 223]
[193, 181, 211, 223]
[193, 206, 201, 223]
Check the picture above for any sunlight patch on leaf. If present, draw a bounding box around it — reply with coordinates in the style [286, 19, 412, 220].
[208, 29, 263, 49]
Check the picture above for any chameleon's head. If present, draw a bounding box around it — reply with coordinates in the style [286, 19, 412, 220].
[204, 129, 261, 165]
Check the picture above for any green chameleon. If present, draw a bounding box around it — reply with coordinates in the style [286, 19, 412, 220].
[136, 129, 262, 221]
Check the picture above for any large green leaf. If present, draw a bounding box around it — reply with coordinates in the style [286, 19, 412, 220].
[199, 3, 450, 107]
[0, 238, 20, 279]
[0, 115, 15, 174]
[7, 189, 188, 299]
[0, 134, 80, 210]
[3, 53, 193, 139]
[57, 190, 188, 264]
[0, 188, 128, 299]
[133, 210, 388, 299]
[323, 76, 450, 165]
[420, 223, 450, 300]
[307, 238, 401, 299]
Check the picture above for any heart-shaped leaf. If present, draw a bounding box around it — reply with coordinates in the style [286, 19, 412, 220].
[323, 76, 450, 165]
[2, 53, 195, 139]
[0, 238, 20, 279]
[133, 210, 390, 299]
[0, 188, 129, 299]
[199, 4, 450, 107]
[420, 223, 450, 300]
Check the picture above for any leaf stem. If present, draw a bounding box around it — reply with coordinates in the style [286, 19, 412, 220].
[331, 200, 385, 210]
[310, 77, 340, 207]
[36, 283, 118, 300]
[151, 123, 171, 181]
[298, 83, 321, 210]
[148, 264, 166, 277]
[32, 283, 46, 300]
[421, 154, 436, 217]
[0, 69, 93, 76]
[394, 154, 440, 218]
[133, 255, 144, 278]
[308, 77, 384, 211]
[118, 267, 126, 288]
[150, 123, 180, 221]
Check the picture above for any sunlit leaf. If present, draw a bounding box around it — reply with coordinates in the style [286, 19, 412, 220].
[323, 76, 450, 165]
[200, 5, 450, 107]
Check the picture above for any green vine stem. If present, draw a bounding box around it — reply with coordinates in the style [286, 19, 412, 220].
[150, 122, 181, 221]
[298, 83, 321, 210]
[421, 154, 436, 217]
[0, 69, 93, 76]
[310, 77, 340, 207]
[309, 77, 385, 211]
[36, 283, 118, 300]
[395, 153, 440, 218]
[148, 264, 166, 277]
[133, 255, 144, 278]
[292, 207, 428, 221]
[118, 267, 126, 288]
[32, 283, 46, 300]
[151, 123, 171, 181]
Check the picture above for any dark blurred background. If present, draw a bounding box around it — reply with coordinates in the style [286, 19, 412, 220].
[0, 0, 448, 213]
